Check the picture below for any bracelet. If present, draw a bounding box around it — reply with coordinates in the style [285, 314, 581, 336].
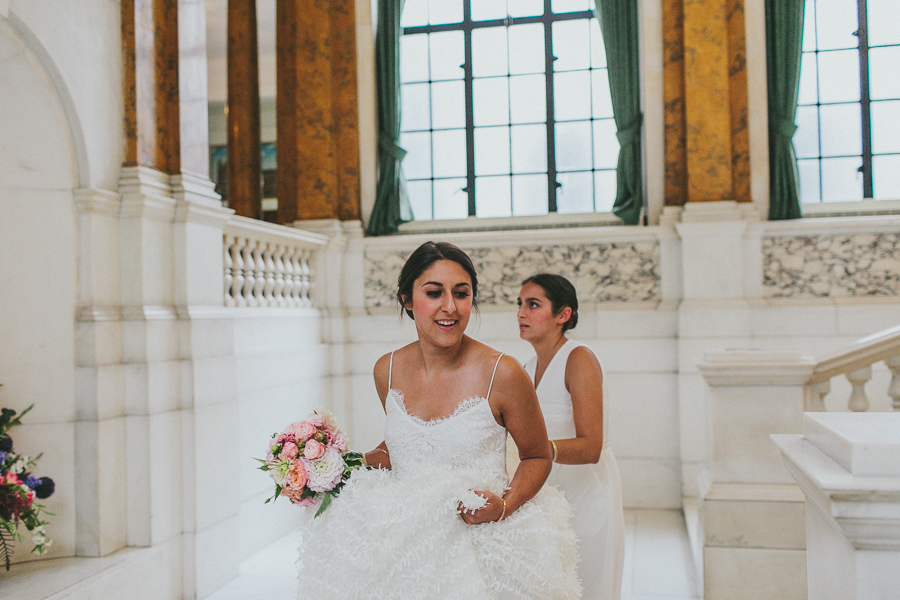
[373, 447, 388, 456]
[550, 440, 558, 463]
[498, 498, 507, 522]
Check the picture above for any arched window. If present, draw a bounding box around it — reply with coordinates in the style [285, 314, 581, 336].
[399, 0, 618, 221]
[795, 0, 900, 204]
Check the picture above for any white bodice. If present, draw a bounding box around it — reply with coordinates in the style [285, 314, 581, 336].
[384, 389, 509, 487]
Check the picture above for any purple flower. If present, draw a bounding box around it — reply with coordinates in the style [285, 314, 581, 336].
[25, 476, 41, 489]
[0, 451, 6, 465]
[35, 477, 55, 499]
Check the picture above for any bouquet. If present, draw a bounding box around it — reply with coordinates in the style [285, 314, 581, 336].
[0, 398, 55, 570]
[256, 409, 364, 518]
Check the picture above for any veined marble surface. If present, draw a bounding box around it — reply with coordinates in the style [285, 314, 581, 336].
[762, 232, 900, 298]
[364, 242, 661, 309]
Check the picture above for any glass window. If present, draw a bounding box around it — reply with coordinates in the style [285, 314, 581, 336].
[399, 1, 618, 220]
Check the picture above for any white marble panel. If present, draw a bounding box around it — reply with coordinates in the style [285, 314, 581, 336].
[344, 312, 417, 344]
[678, 337, 752, 374]
[703, 547, 806, 600]
[191, 515, 242, 598]
[678, 374, 711, 464]
[75, 364, 125, 420]
[189, 354, 236, 407]
[74, 417, 127, 557]
[347, 341, 410, 376]
[703, 498, 805, 550]
[750, 304, 839, 337]
[606, 373, 679, 459]
[149, 410, 185, 544]
[763, 233, 900, 299]
[75, 319, 124, 367]
[679, 304, 752, 338]
[180, 316, 234, 359]
[593, 307, 678, 339]
[835, 303, 900, 336]
[628, 510, 702, 597]
[238, 488, 305, 562]
[232, 314, 322, 355]
[586, 338, 678, 374]
[234, 346, 327, 395]
[192, 403, 241, 532]
[124, 360, 181, 415]
[618, 457, 682, 509]
[123, 318, 180, 363]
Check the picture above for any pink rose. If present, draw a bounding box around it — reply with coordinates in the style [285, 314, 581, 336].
[308, 414, 326, 428]
[290, 421, 317, 441]
[281, 442, 299, 459]
[331, 431, 347, 452]
[304, 439, 325, 460]
[284, 459, 308, 491]
[275, 432, 295, 445]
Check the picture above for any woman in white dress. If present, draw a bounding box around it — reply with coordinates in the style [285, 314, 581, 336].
[296, 243, 581, 600]
[517, 273, 625, 600]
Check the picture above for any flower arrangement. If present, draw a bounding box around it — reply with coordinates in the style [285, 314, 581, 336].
[256, 409, 364, 518]
[0, 394, 55, 571]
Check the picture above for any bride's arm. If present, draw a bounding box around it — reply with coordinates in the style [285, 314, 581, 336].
[553, 346, 604, 465]
[364, 353, 393, 470]
[462, 355, 552, 524]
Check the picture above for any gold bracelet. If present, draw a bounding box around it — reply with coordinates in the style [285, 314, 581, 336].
[498, 498, 507, 522]
[550, 440, 558, 463]
[372, 447, 388, 456]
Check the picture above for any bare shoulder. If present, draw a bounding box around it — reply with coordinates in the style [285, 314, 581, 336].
[373, 342, 418, 401]
[567, 344, 603, 374]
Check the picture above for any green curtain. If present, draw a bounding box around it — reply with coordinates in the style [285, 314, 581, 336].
[595, 0, 643, 225]
[367, 0, 413, 236]
[765, 0, 804, 220]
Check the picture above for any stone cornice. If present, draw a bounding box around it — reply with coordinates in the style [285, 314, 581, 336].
[699, 350, 815, 386]
[74, 188, 121, 216]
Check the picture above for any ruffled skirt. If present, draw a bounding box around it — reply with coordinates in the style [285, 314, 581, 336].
[296, 467, 581, 600]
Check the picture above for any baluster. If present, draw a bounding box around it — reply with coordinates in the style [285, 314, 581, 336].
[291, 250, 304, 305]
[232, 237, 247, 307]
[804, 380, 831, 412]
[263, 242, 276, 306]
[223, 235, 234, 307]
[299, 249, 312, 306]
[242, 240, 257, 307]
[282, 246, 296, 306]
[886, 355, 900, 412]
[846, 366, 872, 412]
[273, 245, 286, 306]
[252, 242, 266, 306]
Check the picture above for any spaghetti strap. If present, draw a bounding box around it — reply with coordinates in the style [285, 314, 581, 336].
[388, 351, 395, 389]
[486, 353, 505, 400]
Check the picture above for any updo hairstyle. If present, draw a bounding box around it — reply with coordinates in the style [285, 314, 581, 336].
[521, 273, 579, 332]
[397, 241, 478, 319]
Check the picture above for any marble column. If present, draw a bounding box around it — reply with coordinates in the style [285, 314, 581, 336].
[276, 0, 360, 223]
[226, 0, 262, 219]
[664, 0, 751, 206]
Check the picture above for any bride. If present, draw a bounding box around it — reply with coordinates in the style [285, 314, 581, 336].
[296, 242, 581, 600]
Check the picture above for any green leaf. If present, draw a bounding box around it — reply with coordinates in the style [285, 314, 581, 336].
[314, 492, 333, 518]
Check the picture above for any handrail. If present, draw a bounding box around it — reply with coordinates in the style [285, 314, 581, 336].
[223, 216, 328, 308]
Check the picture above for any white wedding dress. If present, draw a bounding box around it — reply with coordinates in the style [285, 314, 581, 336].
[296, 354, 582, 600]
[525, 340, 625, 600]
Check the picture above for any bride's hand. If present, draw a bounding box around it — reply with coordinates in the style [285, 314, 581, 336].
[458, 490, 505, 524]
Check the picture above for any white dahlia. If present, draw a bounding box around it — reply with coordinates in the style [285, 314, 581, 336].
[305, 447, 345, 493]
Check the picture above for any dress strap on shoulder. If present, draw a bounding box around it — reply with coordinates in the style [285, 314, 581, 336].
[388, 351, 395, 389]
[486, 353, 505, 400]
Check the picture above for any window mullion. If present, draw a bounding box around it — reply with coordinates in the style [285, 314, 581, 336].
[544, 1, 558, 213]
[857, 0, 874, 198]
[463, 3, 476, 216]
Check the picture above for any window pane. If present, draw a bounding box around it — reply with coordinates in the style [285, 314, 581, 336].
[431, 80, 466, 129]
[433, 178, 468, 219]
[471, 0, 506, 21]
[590, 20, 607, 68]
[428, 0, 463, 25]
[473, 27, 509, 77]
[797, 159, 822, 203]
[593, 119, 619, 169]
[592, 69, 614, 118]
[815, 0, 858, 51]
[553, 0, 590, 13]
[555, 121, 593, 171]
[475, 126, 511, 175]
[512, 174, 549, 216]
[553, 20, 591, 71]
[432, 129, 467, 177]
[801, 0, 816, 52]
[797, 53, 818, 105]
[819, 104, 862, 156]
[510, 74, 547, 123]
[793, 105, 820, 159]
[871, 100, 900, 154]
[401, 84, 431, 131]
[400, 35, 429, 83]
[594, 170, 616, 212]
[867, 0, 900, 46]
[401, 0, 428, 28]
[869, 47, 900, 100]
[557, 171, 594, 213]
[509, 0, 543, 17]
[821, 156, 863, 202]
[817, 50, 860, 103]
[400, 132, 432, 179]
[407, 181, 433, 220]
[474, 78, 510, 126]
[430, 32, 465, 81]
[475, 176, 512, 217]
[509, 23, 546, 75]
[555, 71, 591, 121]
[511, 124, 548, 173]
[873, 155, 900, 200]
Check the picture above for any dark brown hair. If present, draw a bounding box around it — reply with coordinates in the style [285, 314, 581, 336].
[397, 242, 478, 319]
[522, 273, 579, 332]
